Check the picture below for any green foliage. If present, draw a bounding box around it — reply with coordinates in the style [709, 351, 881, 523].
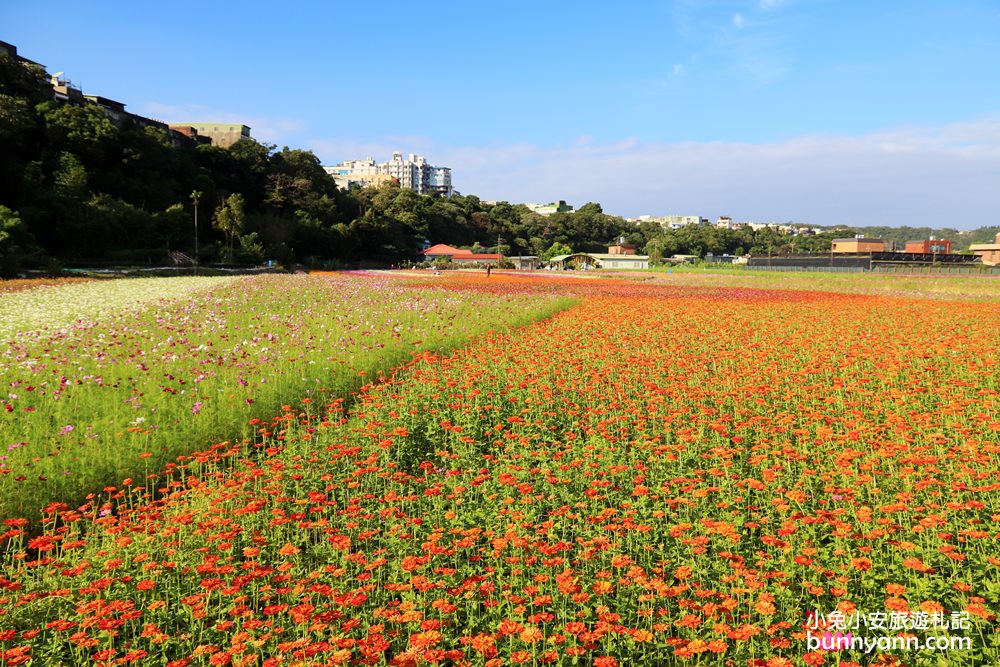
[643, 236, 668, 264]
[0, 206, 23, 248]
[0, 205, 36, 276]
[959, 225, 1000, 248]
[53, 151, 88, 196]
[237, 231, 266, 265]
[212, 193, 247, 263]
[541, 241, 573, 260]
[154, 203, 192, 252]
[0, 96, 37, 170]
[39, 101, 116, 165]
[77, 193, 155, 260]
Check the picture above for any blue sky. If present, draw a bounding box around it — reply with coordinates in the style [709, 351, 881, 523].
[4, 0, 1000, 227]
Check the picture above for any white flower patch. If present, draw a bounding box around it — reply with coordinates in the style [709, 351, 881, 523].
[0, 277, 235, 340]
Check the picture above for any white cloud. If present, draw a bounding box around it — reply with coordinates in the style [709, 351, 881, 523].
[732, 13, 745, 29]
[309, 118, 1000, 228]
[142, 101, 305, 144]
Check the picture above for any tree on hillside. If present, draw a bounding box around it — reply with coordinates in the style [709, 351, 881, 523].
[39, 102, 117, 166]
[153, 204, 191, 254]
[213, 193, 246, 263]
[0, 56, 49, 208]
[962, 226, 1000, 248]
[0, 205, 37, 276]
[265, 148, 340, 215]
[99, 125, 185, 211]
[541, 241, 573, 261]
[643, 236, 670, 265]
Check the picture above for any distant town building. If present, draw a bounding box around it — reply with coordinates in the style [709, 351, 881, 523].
[970, 232, 1000, 266]
[324, 158, 394, 189]
[174, 123, 252, 148]
[324, 152, 453, 196]
[524, 201, 574, 216]
[627, 215, 703, 229]
[662, 215, 703, 229]
[385, 152, 452, 196]
[628, 214, 817, 235]
[831, 236, 889, 253]
[905, 239, 953, 255]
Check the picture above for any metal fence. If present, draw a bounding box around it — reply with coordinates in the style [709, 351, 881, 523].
[871, 264, 1000, 275]
[722, 265, 866, 273]
[716, 264, 1000, 275]
[704, 262, 1000, 276]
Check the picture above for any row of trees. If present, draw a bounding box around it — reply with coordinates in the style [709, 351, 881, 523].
[3, 52, 997, 276]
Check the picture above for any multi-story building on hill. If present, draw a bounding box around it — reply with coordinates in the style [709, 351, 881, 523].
[627, 215, 703, 228]
[49, 72, 84, 104]
[172, 123, 252, 148]
[324, 152, 452, 196]
[523, 201, 574, 216]
[2, 42, 245, 150]
[659, 215, 703, 229]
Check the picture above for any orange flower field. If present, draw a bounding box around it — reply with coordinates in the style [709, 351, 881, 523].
[1, 273, 998, 666]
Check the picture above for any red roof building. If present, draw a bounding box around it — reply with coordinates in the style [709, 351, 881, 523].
[422, 244, 464, 258]
[422, 244, 501, 265]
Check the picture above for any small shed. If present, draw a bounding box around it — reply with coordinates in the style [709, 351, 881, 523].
[508, 255, 540, 270]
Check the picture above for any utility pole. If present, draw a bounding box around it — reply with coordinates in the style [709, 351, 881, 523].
[190, 190, 202, 276]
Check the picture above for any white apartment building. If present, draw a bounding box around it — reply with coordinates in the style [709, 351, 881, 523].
[523, 201, 574, 216]
[323, 152, 453, 196]
[628, 215, 703, 230]
[660, 215, 703, 229]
